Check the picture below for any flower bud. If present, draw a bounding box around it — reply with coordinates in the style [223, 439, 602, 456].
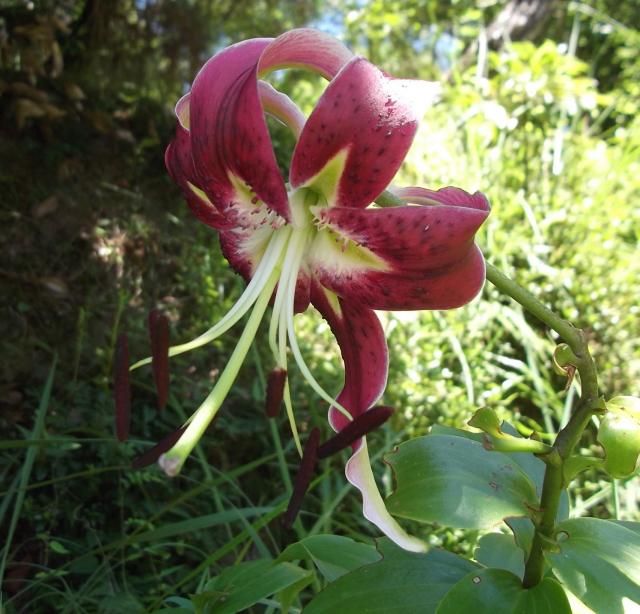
[598, 396, 640, 479]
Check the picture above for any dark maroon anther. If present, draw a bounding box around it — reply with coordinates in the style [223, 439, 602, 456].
[114, 333, 131, 442]
[283, 427, 321, 528]
[317, 405, 394, 459]
[148, 309, 170, 410]
[265, 367, 287, 418]
[131, 425, 187, 470]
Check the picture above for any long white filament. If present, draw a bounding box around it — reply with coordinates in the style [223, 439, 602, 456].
[131, 229, 290, 371]
[159, 262, 283, 475]
[280, 230, 353, 422]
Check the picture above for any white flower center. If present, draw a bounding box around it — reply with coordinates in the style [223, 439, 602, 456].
[151, 187, 352, 475]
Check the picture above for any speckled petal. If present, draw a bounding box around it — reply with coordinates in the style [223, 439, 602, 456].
[309, 187, 489, 309]
[290, 57, 439, 208]
[164, 124, 231, 230]
[189, 38, 291, 221]
[311, 283, 425, 551]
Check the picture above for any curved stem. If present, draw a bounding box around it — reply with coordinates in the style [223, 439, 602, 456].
[485, 262, 602, 588]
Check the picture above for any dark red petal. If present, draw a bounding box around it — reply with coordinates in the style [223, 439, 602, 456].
[317, 406, 394, 459]
[290, 57, 435, 208]
[314, 191, 490, 273]
[310, 282, 389, 432]
[310, 285, 424, 550]
[283, 427, 321, 528]
[165, 128, 231, 230]
[189, 38, 291, 221]
[131, 425, 187, 470]
[315, 245, 487, 310]
[148, 310, 169, 410]
[257, 29, 353, 80]
[114, 333, 131, 442]
[265, 367, 287, 418]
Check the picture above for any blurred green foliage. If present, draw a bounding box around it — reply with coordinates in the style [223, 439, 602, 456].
[1, 0, 638, 611]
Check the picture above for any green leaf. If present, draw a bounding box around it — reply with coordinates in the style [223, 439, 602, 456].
[436, 569, 571, 614]
[49, 539, 70, 554]
[385, 435, 538, 529]
[305, 538, 477, 614]
[613, 520, 640, 536]
[547, 518, 640, 614]
[126, 507, 273, 544]
[277, 534, 381, 582]
[505, 517, 535, 558]
[430, 425, 484, 442]
[277, 569, 316, 614]
[199, 559, 312, 614]
[431, 424, 569, 520]
[474, 533, 526, 578]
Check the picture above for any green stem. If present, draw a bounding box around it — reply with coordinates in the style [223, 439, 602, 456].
[485, 262, 601, 588]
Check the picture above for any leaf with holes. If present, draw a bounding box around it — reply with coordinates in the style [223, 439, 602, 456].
[385, 435, 538, 529]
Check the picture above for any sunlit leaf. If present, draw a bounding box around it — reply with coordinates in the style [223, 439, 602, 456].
[546, 518, 640, 614]
[385, 435, 538, 529]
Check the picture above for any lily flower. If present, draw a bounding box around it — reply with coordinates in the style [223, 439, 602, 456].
[120, 29, 489, 552]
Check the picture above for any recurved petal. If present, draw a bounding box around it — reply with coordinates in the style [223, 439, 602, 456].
[290, 57, 440, 208]
[189, 38, 291, 221]
[314, 188, 490, 273]
[311, 282, 388, 430]
[311, 282, 423, 551]
[315, 245, 487, 310]
[257, 28, 353, 80]
[258, 81, 306, 139]
[165, 126, 231, 230]
[346, 439, 427, 553]
[391, 186, 490, 210]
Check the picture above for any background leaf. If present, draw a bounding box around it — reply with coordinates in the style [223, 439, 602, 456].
[199, 559, 312, 614]
[277, 534, 381, 582]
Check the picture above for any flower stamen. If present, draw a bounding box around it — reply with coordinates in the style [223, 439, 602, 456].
[283, 427, 320, 528]
[265, 367, 287, 418]
[157, 253, 285, 476]
[130, 229, 289, 371]
[317, 405, 394, 459]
